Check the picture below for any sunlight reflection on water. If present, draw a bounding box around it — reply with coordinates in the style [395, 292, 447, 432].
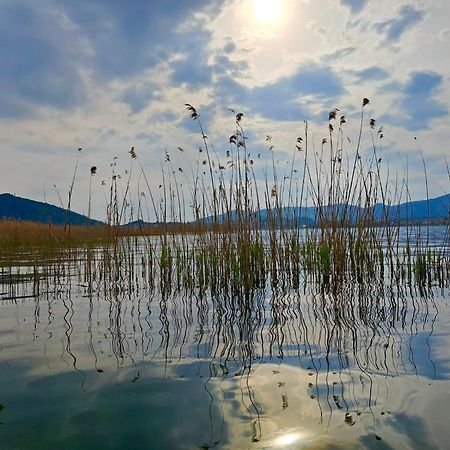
[0, 227, 449, 449]
[272, 431, 306, 447]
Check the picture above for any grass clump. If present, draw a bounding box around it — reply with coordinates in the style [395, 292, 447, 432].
[1, 98, 449, 294]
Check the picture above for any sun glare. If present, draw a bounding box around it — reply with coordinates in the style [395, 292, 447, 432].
[273, 432, 305, 447]
[253, 0, 282, 24]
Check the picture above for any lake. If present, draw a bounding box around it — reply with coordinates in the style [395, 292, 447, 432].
[0, 227, 449, 449]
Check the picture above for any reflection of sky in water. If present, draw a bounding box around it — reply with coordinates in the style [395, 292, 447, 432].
[0, 365, 229, 450]
[0, 232, 450, 449]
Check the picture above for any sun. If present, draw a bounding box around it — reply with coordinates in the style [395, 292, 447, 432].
[253, 0, 282, 24]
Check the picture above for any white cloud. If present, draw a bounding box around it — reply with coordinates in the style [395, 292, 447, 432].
[1, 0, 450, 220]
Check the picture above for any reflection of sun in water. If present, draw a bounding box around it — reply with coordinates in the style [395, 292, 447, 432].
[273, 432, 305, 447]
[253, 0, 282, 24]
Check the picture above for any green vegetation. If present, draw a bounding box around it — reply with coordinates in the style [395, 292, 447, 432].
[1, 99, 449, 294]
[1, 100, 448, 448]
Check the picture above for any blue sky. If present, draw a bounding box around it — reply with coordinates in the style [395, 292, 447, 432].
[1, 0, 449, 220]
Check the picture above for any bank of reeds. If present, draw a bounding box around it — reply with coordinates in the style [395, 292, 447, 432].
[119, 99, 448, 294]
[1, 98, 449, 292]
[0, 220, 113, 248]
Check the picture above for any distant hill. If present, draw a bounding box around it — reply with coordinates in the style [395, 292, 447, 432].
[123, 220, 183, 229]
[289, 193, 450, 223]
[1, 192, 448, 228]
[374, 193, 450, 221]
[201, 193, 450, 226]
[0, 193, 102, 225]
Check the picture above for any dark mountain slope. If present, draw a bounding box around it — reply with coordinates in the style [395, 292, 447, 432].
[0, 193, 101, 225]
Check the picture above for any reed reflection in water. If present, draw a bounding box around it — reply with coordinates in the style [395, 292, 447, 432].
[0, 245, 449, 449]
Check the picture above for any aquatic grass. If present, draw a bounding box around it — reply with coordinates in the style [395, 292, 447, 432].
[65, 147, 82, 234]
[1, 99, 449, 294]
[0, 219, 113, 251]
[0, 246, 444, 448]
[1, 100, 449, 450]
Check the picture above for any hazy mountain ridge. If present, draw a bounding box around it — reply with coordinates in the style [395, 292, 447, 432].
[1, 192, 449, 227]
[203, 193, 450, 225]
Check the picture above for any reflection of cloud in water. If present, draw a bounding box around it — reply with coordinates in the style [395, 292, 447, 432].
[1, 255, 450, 449]
[0, 366, 230, 450]
[213, 363, 447, 449]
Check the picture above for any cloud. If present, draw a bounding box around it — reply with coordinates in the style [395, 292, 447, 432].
[213, 54, 249, 78]
[170, 23, 246, 89]
[135, 131, 161, 145]
[352, 66, 390, 82]
[119, 83, 162, 114]
[374, 5, 425, 43]
[148, 111, 178, 123]
[170, 56, 213, 88]
[0, 2, 87, 117]
[340, 0, 368, 14]
[58, 0, 222, 79]
[382, 71, 447, 131]
[214, 64, 346, 122]
[2, 0, 449, 213]
[0, 0, 223, 117]
[322, 47, 356, 63]
[222, 39, 237, 54]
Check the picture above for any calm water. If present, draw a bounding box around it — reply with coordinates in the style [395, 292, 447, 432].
[0, 227, 449, 449]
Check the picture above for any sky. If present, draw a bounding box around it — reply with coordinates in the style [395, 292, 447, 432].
[1, 0, 449, 221]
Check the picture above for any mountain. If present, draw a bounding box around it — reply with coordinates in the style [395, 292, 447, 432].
[201, 193, 450, 226]
[0, 193, 101, 225]
[373, 194, 450, 221]
[1, 192, 448, 227]
[291, 193, 450, 223]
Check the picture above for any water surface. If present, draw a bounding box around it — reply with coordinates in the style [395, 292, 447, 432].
[0, 228, 449, 449]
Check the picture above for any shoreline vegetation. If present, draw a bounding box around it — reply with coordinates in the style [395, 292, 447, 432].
[1, 99, 449, 293]
[1, 102, 449, 450]
[0, 215, 448, 248]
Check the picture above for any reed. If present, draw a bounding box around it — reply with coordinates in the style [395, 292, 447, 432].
[1, 99, 449, 292]
[0, 220, 113, 252]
